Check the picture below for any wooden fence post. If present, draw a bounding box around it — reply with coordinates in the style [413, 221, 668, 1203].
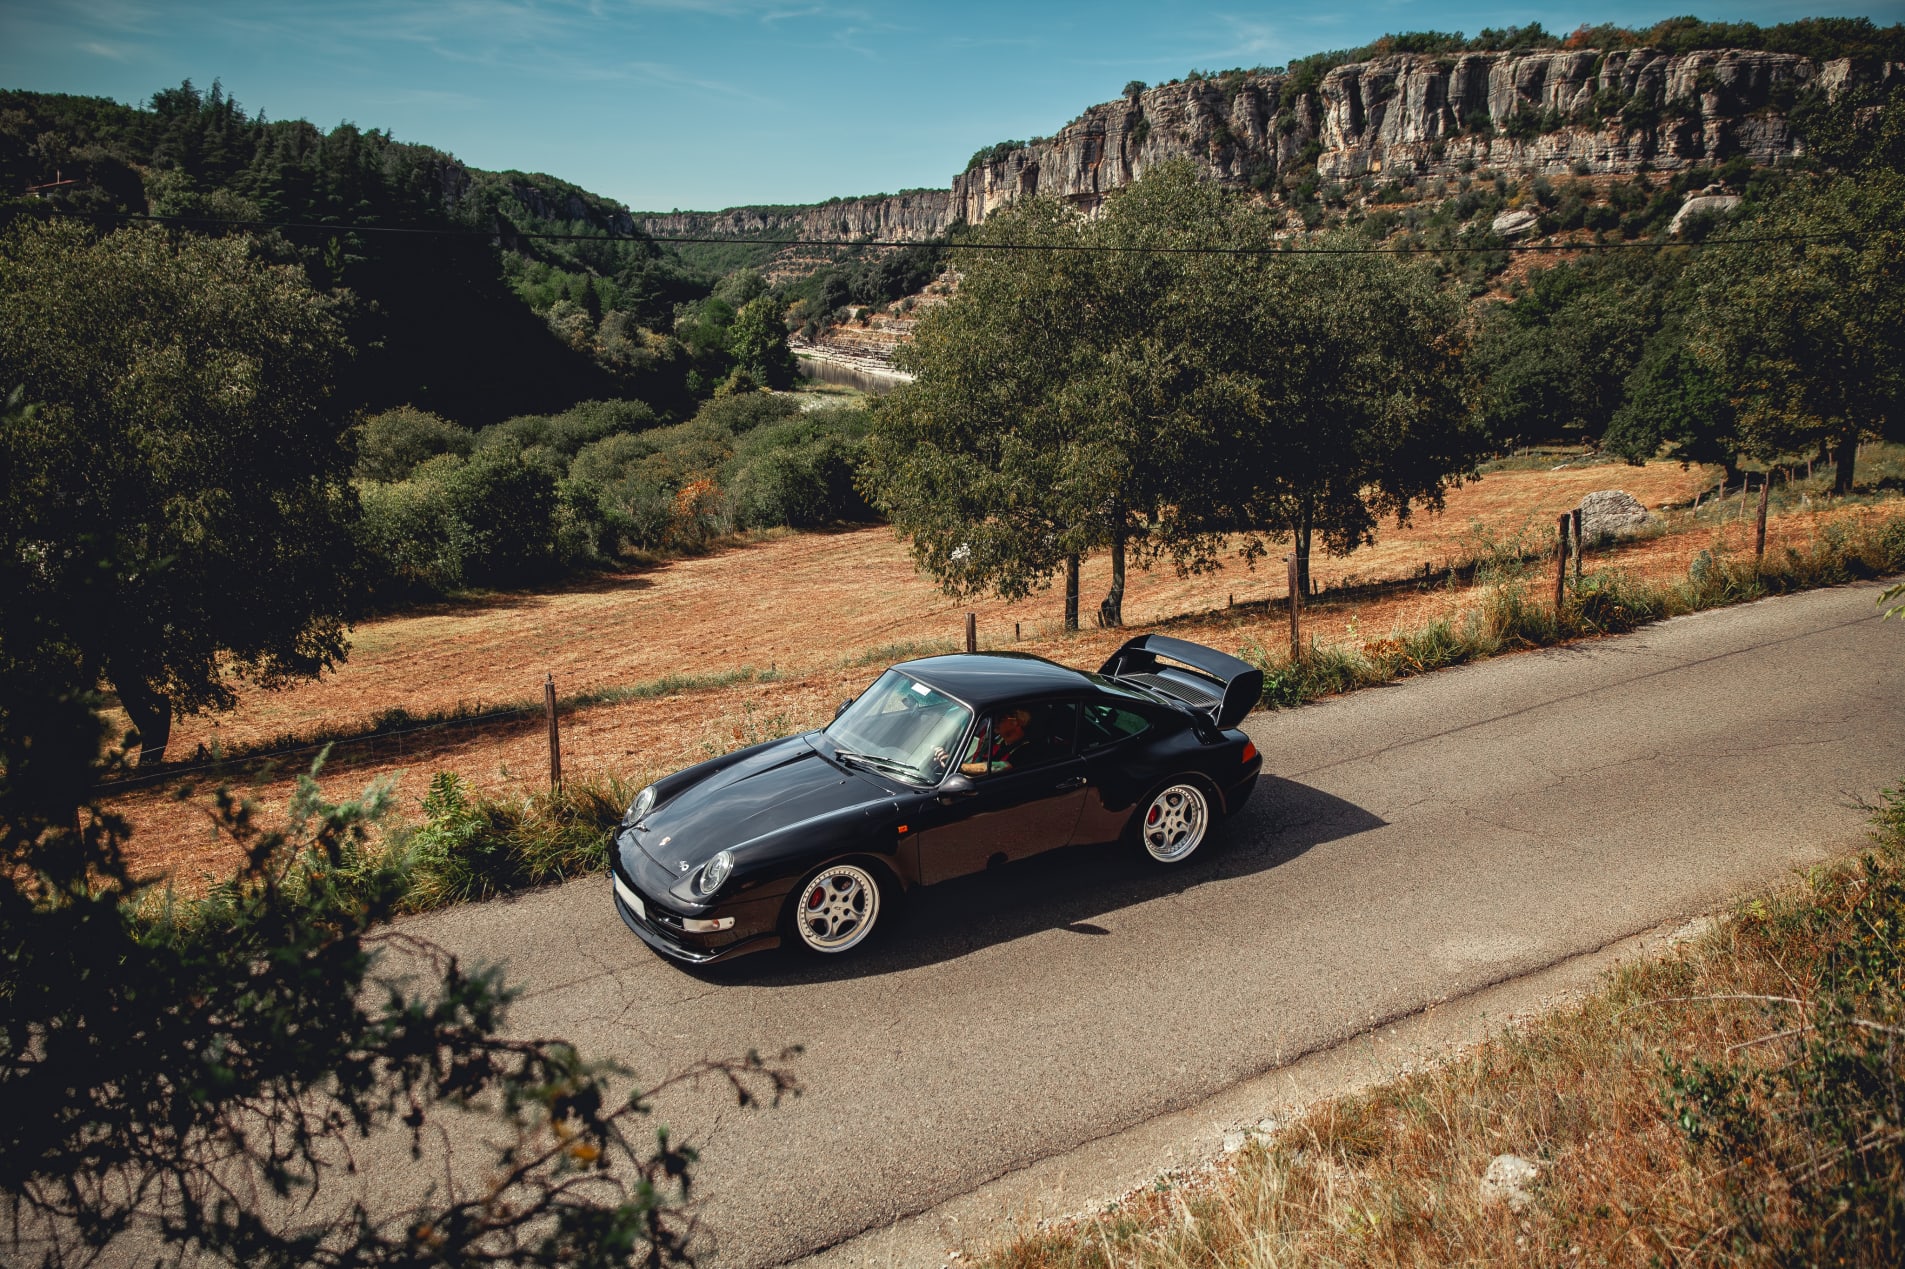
[1755, 473, 1771, 561]
[544, 673, 562, 792]
[1286, 554, 1303, 664]
[1570, 508, 1584, 582]
[1554, 513, 1570, 611]
[964, 611, 977, 653]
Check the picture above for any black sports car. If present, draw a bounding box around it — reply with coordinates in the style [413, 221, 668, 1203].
[608, 634, 1264, 963]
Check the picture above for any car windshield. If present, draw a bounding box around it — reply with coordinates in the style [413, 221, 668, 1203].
[825, 670, 972, 785]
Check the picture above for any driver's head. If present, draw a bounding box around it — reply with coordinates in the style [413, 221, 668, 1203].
[996, 709, 1031, 743]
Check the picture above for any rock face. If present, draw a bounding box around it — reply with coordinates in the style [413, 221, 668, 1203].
[1577, 489, 1657, 543]
[638, 48, 1897, 244]
[637, 190, 958, 245]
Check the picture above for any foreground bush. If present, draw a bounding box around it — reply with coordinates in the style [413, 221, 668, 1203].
[1, 680, 793, 1267]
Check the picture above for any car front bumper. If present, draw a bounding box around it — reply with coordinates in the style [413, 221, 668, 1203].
[609, 831, 784, 964]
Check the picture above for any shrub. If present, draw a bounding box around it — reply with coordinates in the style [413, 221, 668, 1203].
[352, 406, 472, 482]
[726, 407, 874, 529]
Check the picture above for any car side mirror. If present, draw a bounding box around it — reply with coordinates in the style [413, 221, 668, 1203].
[834, 697, 854, 719]
[937, 772, 977, 803]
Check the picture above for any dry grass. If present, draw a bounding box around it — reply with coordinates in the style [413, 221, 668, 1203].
[980, 810, 1905, 1268]
[105, 459, 1905, 887]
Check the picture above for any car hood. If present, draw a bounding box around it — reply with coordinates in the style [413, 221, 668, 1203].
[631, 734, 890, 869]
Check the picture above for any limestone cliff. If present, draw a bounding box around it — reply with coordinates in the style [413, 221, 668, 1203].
[953, 49, 1898, 223]
[636, 48, 1897, 244]
[636, 189, 957, 244]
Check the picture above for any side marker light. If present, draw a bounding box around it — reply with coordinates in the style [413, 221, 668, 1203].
[1241, 740, 1258, 763]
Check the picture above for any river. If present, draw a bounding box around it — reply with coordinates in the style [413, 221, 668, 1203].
[794, 351, 911, 396]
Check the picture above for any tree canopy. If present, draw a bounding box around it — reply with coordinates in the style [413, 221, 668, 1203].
[0, 221, 359, 761]
[864, 163, 1481, 625]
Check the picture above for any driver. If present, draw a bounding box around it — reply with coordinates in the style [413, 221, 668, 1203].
[939, 708, 1032, 777]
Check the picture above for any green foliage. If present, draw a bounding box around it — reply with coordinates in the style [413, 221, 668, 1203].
[726, 295, 799, 389]
[0, 220, 358, 762]
[404, 771, 629, 908]
[966, 140, 1027, 170]
[866, 164, 1480, 628]
[0, 81, 706, 423]
[727, 407, 874, 528]
[0, 625, 793, 1264]
[352, 405, 472, 482]
[1687, 163, 1905, 492]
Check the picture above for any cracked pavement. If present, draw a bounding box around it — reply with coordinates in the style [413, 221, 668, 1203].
[379, 581, 1903, 1267]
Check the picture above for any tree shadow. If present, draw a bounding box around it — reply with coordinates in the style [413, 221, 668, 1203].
[682, 775, 1385, 986]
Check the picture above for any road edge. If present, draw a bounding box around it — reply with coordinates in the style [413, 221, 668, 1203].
[787, 848, 1865, 1269]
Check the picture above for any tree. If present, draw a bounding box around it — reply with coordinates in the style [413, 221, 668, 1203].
[0, 220, 362, 763]
[866, 164, 1479, 623]
[1185, 234, 1481, 594]
[1601, 318, 1740, 473]
[1686, 168, 1905, 492]
[725, 296, 799, 390]
[863, 198, 1104, 629]
[0, 496, 793, 1263]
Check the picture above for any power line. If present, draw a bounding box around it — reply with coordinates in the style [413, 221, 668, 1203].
[18, 208, 1875, 256]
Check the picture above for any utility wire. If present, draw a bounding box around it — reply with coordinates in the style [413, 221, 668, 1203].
[20, 208, 1877, 255]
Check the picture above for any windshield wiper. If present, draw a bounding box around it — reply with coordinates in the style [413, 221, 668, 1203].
[830, 748, 921, 781]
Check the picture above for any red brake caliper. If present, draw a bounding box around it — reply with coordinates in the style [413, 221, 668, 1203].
[1147, 805, 1161, 825]
[808, 884, 825, 909]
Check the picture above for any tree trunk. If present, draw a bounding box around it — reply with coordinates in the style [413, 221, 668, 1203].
[1833, 430, 1859, 495]
[1294, 501, 1314, 598]
[1098, 530, 1126, 629]
[1063, 555, 1080, 632]
[116, 677, 172, 766]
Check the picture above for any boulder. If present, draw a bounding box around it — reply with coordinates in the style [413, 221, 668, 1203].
[1479, 1153, 1539, 1211]
[1669, 192, 1741, 235]
[1576, 489, 1656, 543]
[1492, 208, 1540, 238]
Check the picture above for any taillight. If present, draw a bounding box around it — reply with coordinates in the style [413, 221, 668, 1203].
[1240, 740, 1258, 764]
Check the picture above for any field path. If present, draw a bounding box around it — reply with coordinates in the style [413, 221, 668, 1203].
[358, 579, 1902, 1267]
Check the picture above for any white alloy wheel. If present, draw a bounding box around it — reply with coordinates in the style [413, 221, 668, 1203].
[792, 864, 882, 954]
[1140, 783, 1210, 863]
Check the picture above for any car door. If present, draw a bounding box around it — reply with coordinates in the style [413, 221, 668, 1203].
[1068, 697, 1160, 846]
[912, 699, 1086, 884]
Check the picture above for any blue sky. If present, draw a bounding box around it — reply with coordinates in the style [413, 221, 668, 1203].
[3, 2, 1899, 211]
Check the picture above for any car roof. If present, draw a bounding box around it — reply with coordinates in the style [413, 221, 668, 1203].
[895, 651, 1097, 708]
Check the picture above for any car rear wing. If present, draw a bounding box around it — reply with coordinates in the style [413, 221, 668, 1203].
[1098, 634, 1263, 729]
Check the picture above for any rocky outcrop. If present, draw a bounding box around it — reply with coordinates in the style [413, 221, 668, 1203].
[637, 47, 1898, 243]
[637, 189, 956, 244]
[952, 48, 1894, 223]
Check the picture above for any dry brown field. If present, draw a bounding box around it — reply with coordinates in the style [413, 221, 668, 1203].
[109, 460, 1883, 885]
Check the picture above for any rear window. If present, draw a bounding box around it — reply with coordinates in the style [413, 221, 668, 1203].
[1079, 701, 1151, 751]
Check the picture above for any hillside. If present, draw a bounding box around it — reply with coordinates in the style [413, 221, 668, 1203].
[0, 82, 708, 423]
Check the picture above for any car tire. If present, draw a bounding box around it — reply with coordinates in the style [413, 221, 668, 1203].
[786, 861, 885, 954]
[1133, 779, 1213, 864]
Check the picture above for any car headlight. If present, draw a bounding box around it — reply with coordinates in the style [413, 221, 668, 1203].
[628, 785, 656, 823]
[695, 849, 734, 897]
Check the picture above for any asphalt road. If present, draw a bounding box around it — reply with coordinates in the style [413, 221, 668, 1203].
[400, 580, 1904, 1266]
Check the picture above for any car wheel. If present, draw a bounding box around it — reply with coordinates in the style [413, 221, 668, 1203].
[1136, 781, 1211, 864]
[788, 862, 884, 954]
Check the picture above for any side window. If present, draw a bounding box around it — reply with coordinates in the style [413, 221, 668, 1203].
[1079, 701, 1151, 752]
[959, 701, 1078, 776]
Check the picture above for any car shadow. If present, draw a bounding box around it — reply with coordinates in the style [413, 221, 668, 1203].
[681, 774, 1385, 985]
